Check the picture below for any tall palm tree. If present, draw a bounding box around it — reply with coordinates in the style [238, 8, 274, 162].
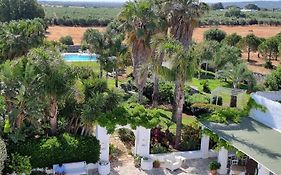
[83, 29, 107, 78]
[158, 38, 197, 147]
[156, 0, 208, 48]
[118, 0, 159, 103]
[156, 0, 208, 121]
[28, 48, 74, 135]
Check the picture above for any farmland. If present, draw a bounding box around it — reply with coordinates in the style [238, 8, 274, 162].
[46, 25, 281, 75]
[47, 25, 281, 44]
[43, 5, 281, 27]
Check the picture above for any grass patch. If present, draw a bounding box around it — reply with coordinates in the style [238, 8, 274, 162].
[189, 78, 231, 91]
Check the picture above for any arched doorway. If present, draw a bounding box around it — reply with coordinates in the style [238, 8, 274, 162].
[96, 125, 151, 162]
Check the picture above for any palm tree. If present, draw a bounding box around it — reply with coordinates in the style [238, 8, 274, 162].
[118, 0, 159, 103]
[218, 63, 254, 89]
[160, 0, 208, 48]
[83, 29, 107, 78]
[150, 33, 167, 107]
[156, 0, 208, 121]
[158, 38, 197, 147]
[0, 59, 45, 131]
[28, 48, 74, 135]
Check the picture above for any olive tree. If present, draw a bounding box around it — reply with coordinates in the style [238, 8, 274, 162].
[204, 28, 226, 43]
[239, 34, 261, 62]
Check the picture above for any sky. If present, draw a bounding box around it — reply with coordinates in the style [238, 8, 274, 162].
[41, 0, 281, 2]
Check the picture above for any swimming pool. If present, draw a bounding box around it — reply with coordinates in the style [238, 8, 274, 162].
[62, 53, 97, 62]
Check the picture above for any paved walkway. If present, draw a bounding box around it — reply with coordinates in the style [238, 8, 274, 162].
[94, 132, 214, 175]
[109, 158, 214, 175]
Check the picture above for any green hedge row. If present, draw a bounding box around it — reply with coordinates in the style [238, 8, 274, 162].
[9, 134, 100, 168]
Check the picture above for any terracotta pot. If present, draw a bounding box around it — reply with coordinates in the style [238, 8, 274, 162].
[210, 169, 218, 175]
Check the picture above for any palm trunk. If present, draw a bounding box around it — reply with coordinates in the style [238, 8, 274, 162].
[49, 96, 58, 135]
[16, 112, 24, 129]
[99, 62, 103, 78]
[115, 69, 119, 88]
[152, 74, 159, 107]
[174, 79, 185, 148]
[132, 39, 150, 104]
[152, 52, 164, 107]
[247, 47, 251, 62]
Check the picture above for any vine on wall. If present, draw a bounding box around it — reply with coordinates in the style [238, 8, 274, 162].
[97, 103, 168, 133]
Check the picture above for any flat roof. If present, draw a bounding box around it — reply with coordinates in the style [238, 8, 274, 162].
[202, 117, 281, 175]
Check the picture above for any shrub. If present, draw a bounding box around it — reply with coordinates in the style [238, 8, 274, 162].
[191, 103, 222, 117]
[9, 153, 32, 175]
[201, 81, 211, 93]
[153, 160, 161, 168]
[204, 29, 226, 42]
[178, 123, 201, 151]
[0, 138, 7, 174]
[264, 61, 274, 69]
[209, 161, 221, 170]
[143, 81, 174, 104]
[150, 143, 169, 154]
[9, 133, 100, 168]
[206, 108, 246, 124]
[59, 36, 74, 45]
[188, 94, 210, 104]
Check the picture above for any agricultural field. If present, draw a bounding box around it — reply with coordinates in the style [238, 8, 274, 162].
[43, 6, 281, 27]
[44, 6, 121, 26]
[46, 25, 281, 75]
[47, 25, 281, 44]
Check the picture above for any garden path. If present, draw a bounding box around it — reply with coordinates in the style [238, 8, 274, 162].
[93, 133, 214, 175]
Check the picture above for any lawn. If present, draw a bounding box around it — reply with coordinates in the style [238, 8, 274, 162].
[189, 78, 231, 91]
[67, 61, 126, 89]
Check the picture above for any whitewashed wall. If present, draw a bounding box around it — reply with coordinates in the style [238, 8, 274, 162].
[250, 93, 281, 132]
[255, 91, 281, 101]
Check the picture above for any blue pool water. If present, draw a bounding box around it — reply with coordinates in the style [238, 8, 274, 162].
[63, 54, 97, 62]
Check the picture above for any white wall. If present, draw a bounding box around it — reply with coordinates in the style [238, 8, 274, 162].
[250, 93, 281, 132]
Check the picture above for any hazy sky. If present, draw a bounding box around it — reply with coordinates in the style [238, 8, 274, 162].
[42, 0, 281, 2]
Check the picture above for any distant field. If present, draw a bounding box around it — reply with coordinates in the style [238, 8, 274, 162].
[47, 25, 281, 44]
[47, 25, 281, 75]
[44, 6, 120, 20]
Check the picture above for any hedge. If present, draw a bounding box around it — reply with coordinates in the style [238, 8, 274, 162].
[9, 133, 100, 168]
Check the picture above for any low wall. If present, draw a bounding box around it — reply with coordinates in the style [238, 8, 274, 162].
[251, 93, 281, 132]
[150, 150, 218, 162]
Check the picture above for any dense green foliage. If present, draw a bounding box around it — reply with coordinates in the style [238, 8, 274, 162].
[0, 0, 44, 22]
[204, 29, 226, 42]
[59, 35, 74, 45]
[43, 5, 281, 27]
[45, 6, 120, 26]
[9, 153, 32, 175]
[97, 103, 167, 133]
[0, 18, 45, 61]
[200, 10, 281, 26]
[209, 161, 221, 170]
[9, 133, 100, 168]
[265, 65, 281, 90]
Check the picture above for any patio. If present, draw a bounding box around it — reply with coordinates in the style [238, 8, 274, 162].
[109, 158, 215, 175]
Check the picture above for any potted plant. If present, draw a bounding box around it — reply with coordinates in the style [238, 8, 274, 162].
[209, 161, 221, 175]
[98, 160, 110, 175]
[153, 160, 161, 168]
